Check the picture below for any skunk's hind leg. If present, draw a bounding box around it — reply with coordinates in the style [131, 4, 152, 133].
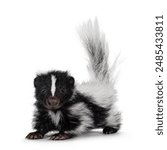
[103, 107, 121, 134]
[103, 125, 120, 134]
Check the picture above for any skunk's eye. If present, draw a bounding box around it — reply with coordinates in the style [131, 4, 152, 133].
[41, 87, 48, 94]
[59, 88, 66, 94]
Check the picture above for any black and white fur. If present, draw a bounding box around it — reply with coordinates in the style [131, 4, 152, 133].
[26, 19, 121, 140]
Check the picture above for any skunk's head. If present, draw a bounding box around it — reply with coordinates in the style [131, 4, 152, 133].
[34, 71, 75, 110]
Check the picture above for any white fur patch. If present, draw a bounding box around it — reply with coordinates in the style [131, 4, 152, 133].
[48, 110, 62, 126]
[68, 102, 93, 135]
[51, 75, 56, 96]
[76, 81, 117, 108]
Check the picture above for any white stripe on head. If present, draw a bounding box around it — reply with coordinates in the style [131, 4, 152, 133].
[51, 75, 57, 96]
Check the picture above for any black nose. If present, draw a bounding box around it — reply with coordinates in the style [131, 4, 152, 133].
[47, 97, 59, 107]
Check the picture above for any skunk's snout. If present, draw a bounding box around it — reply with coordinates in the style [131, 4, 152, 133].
[46, 96, 60, 108]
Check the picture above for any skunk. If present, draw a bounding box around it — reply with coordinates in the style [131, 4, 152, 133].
[26, 19, 121, 140]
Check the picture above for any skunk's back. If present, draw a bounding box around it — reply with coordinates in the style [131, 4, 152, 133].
[76, 82, 117, 108]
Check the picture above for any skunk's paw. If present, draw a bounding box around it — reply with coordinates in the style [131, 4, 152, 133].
[103, 127, 118, 134]
[26, 131, 44, 140]
[49, 133, 72, 140]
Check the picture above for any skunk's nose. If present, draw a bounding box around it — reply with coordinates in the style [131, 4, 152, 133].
[47, 97, 59, 107]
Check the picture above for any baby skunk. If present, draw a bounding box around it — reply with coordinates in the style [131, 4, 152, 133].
[26, 19, 121, 140]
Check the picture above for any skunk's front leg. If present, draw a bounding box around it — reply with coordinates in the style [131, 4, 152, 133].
[26, 131, 44, 140]
[26, 111, 55, 140]
[49, 131, 73, 140]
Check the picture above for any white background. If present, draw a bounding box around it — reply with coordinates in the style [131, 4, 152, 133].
[0, 0, 166, 149]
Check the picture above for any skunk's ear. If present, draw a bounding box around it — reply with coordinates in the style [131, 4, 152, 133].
[68, 76, 75, 87]
[34, 76, 41, 88]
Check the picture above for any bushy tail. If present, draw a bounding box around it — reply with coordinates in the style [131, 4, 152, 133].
[78, 19, 117, 83]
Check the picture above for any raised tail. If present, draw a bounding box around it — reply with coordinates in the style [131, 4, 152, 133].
[78, 19, 112, 82]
